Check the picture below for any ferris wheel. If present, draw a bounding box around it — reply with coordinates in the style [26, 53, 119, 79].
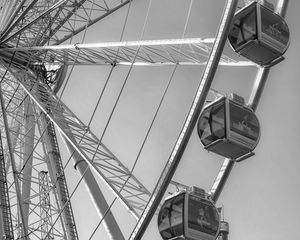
[0, 0, 290, 240]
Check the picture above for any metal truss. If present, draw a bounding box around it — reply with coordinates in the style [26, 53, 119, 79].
[2, 63, 151, 220]
[0, 1, 143, 238]
[0, 68, 78, 239]
[0, 0, 130, 47]
[0, 132, 14, 240]
[0, 38, 256, 66]
[38, 171, 54, 240]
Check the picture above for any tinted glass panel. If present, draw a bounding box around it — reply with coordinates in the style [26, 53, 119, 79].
[229, 102, 259, 141]
[198, 108, 211, 145]
[158, 200, 173, 239]
[158, 194, 184, 239]
[198, 101, 225, 146]
[170, 194, 184, 237]
[229, 5, 257, 49]
[211, 103, 226, 139]
[188, 195, 219, 236]
[260, 7, 289, 46]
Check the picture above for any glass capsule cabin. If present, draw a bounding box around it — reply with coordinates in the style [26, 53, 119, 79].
[158, 190, 220, 240]
[228, 1, 290, 66]
[197, 96, 260, 160]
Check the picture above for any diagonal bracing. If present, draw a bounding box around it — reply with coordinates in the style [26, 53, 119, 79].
[0, 0, 131, 47]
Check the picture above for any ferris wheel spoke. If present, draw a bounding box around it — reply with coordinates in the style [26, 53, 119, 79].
[0, 0, 131, 48]
[0, 38, 256, 66]
[4, 64, 151, 219]
[20, 97, 36, 231]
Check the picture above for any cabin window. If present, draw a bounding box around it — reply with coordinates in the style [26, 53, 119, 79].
[229, 103, 259, 141]
[188, 196, 219, 236]
[198, 101, 225, 146]
[229, 4, 257, 49]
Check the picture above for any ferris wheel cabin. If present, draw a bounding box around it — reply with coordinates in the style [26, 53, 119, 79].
[158, 187, 220, 240]
[228, 1, 290, 66]
[197, 95, 260, 160]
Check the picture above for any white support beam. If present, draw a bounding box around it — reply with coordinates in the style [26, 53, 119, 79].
[21, 97, 36, 230]
[0, 38, 256, 67]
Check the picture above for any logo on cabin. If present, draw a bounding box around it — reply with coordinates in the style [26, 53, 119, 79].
[266, 23, 282, 37]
